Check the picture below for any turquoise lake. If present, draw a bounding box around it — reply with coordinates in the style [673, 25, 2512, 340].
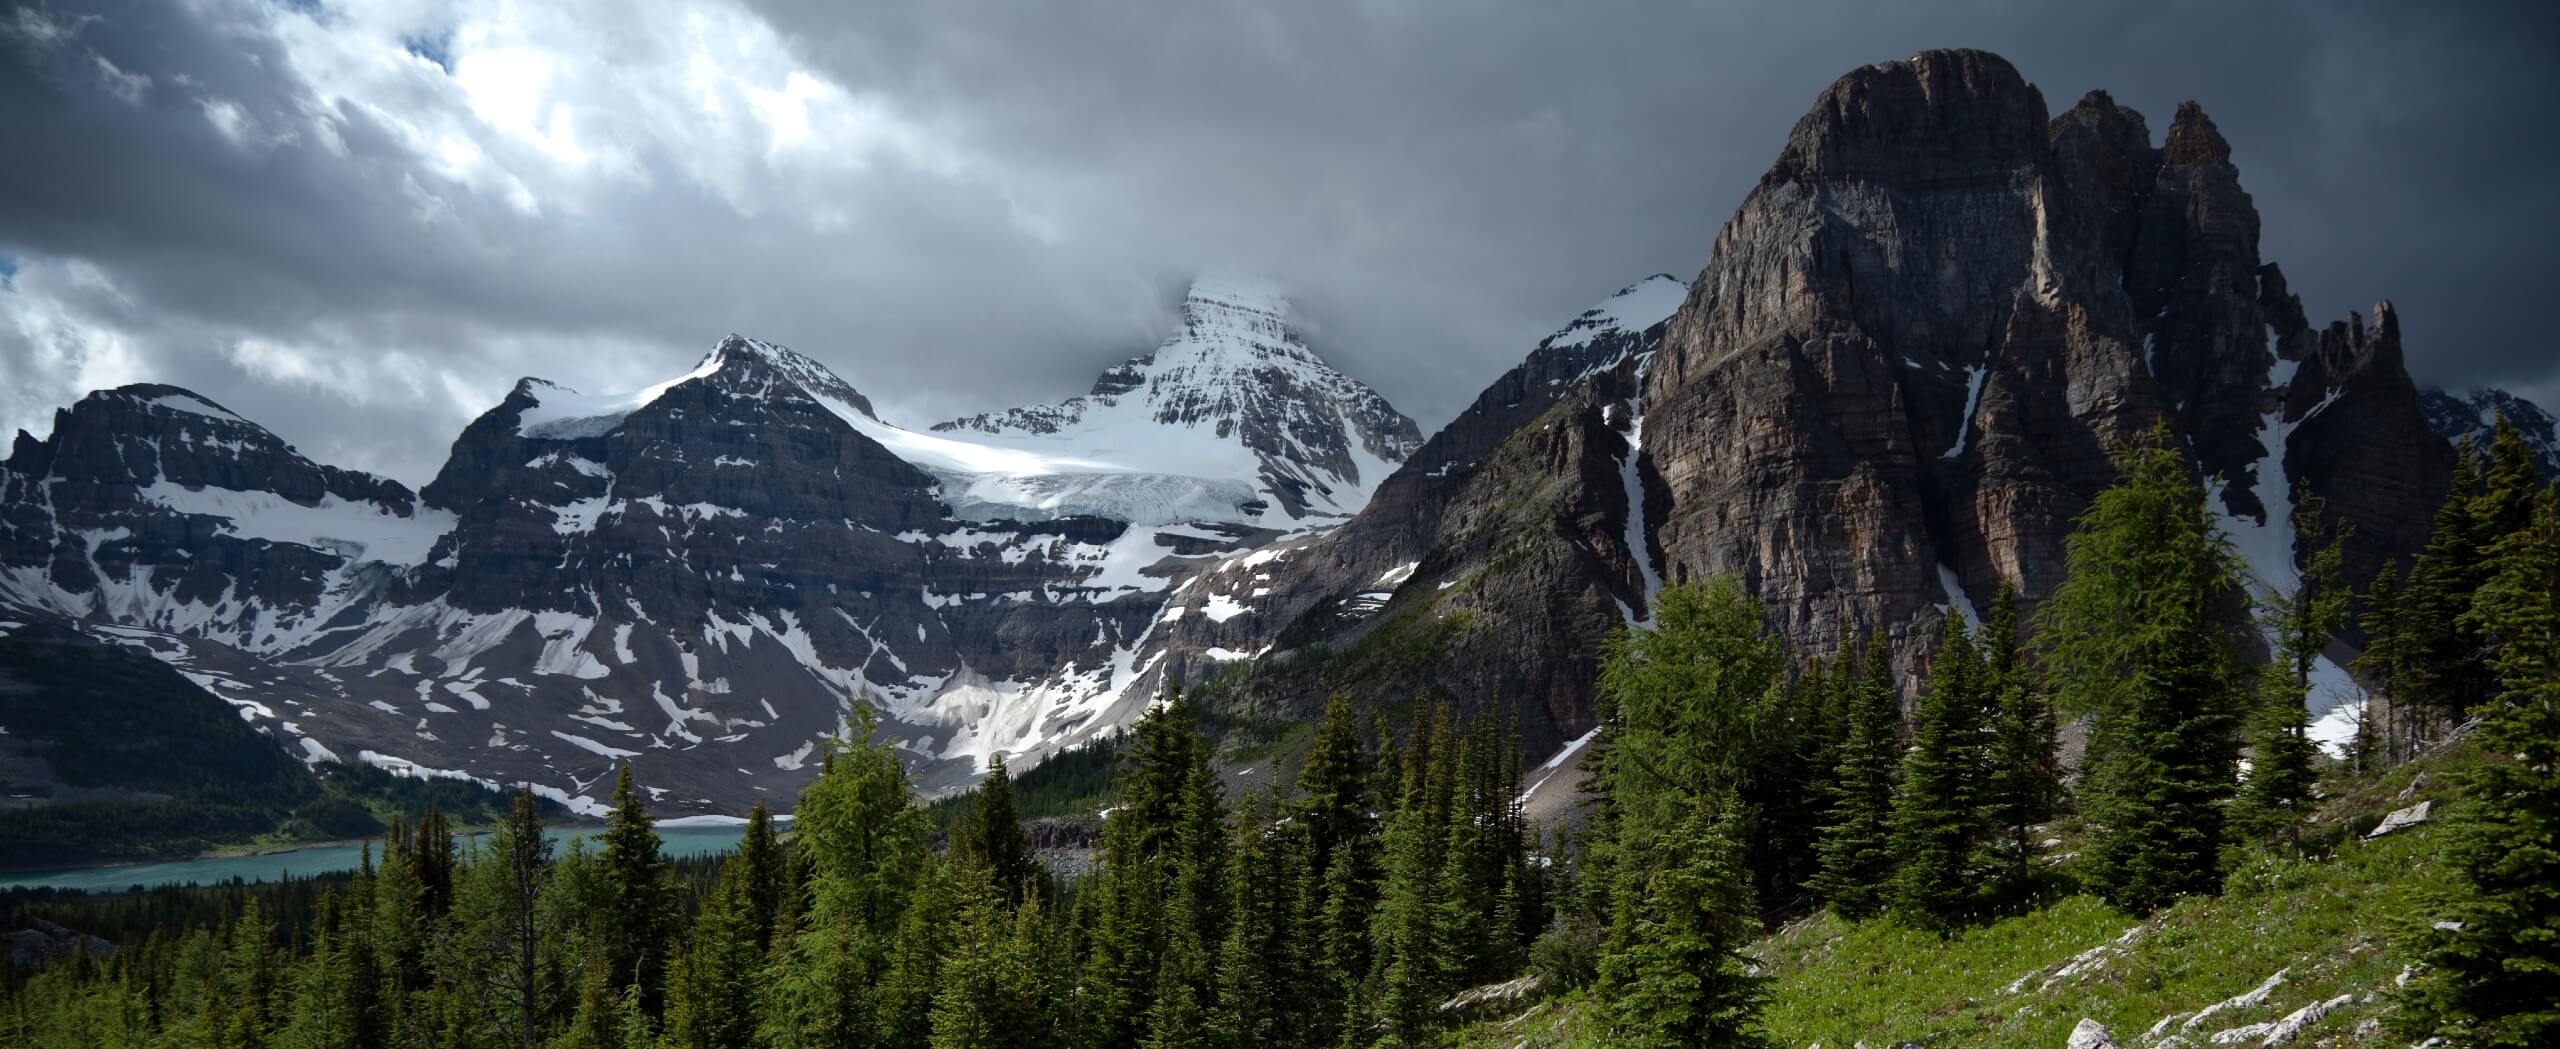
[0, 824, 752, 893]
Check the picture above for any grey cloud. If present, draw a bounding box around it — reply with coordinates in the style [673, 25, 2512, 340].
[1, 0, 2554, 484]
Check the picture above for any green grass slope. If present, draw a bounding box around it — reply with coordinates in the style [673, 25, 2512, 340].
[1460, 745, 2470, 1048]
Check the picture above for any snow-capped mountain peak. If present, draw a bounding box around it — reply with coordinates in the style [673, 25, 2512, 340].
[2422, 386, 2560, 475]
[929, 276, 1423, 523]
[1544, 274, 1688, 352]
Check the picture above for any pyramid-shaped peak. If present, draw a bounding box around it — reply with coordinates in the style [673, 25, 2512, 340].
[508, 335, 879, 440]
[1182, 274, 1289, 312]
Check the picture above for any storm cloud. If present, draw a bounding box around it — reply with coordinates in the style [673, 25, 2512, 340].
[2, 0, 2553, 482]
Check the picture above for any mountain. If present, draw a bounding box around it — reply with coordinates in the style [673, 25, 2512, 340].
[0, 52, 2487, 812]
[1165, 50, 2453, 765]
[1144, 275, 1687, 751]
[0, 282, 1414, 812]
[930, 276, 1422, 524]
[2421, 386, 2560, 474]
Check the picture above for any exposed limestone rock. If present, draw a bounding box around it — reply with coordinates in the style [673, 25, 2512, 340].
[2066, 1017, 2119, 1049]
[2366, 800, 2433, 839]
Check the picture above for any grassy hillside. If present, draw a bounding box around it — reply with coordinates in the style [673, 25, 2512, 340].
[1458, 744, 2471, 1048]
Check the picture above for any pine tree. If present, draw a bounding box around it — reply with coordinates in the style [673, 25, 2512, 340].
[1078, 689, 1211, 1049]
[600, 764, 677, 1017]
[2235, 485, 2351, 851]
[1812, 642, 1901, 918]
[759, 711, 930, 1049]
[1598, 796, 1771, 1049]
[1887, 615, 1988, 929]
[955, 754, 1038, 910]
[734, 801, 784, 953]
[1595, 578, 1798, 909]
[876, 858, 962, 1049]
[665, 870, 760, 1049]
[2352, 562, 2410, 768]
[2400, 472, 2560, 1046]
[440, 788, 556, 1048]
[929, 870, 1058, 1049]
[1977, 582, 2062, 906]
[2036, 429, 2252, 911]
[2397, 443, 2492, 745]
[1296, 693, 1373, 889]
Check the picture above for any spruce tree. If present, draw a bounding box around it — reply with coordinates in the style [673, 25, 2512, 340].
[1887, 615, 1987, 929]
[2036, 429, 2252, 911]
[956, 754, 1038, 910]
[929, 870, 1057, 1049]
[2401, 472, 2560, 1046]
[1595, 578, 1797, 907]
[2235, 485, 2351, 851]
[665, 870, 759, 1049]
[1977, 582, 2062, 905]
[759, 711, 929, 1049]
[1598, 796, 1771, 1049]
[440, 788, 556, 1048]
[600, 764, 676, 1016]
[734, 801, 784, 953]
[1296, 692, 1373, 888]
[2398, 443, 2491, 744]
[1811, 642, 1900, 918]
[2353, 562, 2411, 766]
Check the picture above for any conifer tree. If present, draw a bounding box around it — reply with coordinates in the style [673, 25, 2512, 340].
[1208, 794, 1287, 1049]
[876, 858, 962, 1049]
[1887, 615, 1987, 929]
[666, 871, 760, 1049]
[1812, 643, 1901, 918]
[1296, 692, 1373, 887]
[1599, 796, 1771, 1049]
[759, 711, 930, 1049]
[416, 804, 457, 918]
[2235, 486, 2351, 851]
[955, 754, 1038, 910]
[2036, 429, 2251, 911]
[929, 870, 1058, 1049]
[2353, 562, 2412, 766]
[2400, 470, 2560, 1047]
[1595, 579, 1798, 908]
[1976, 582, 2062, 904]
[600, 764, 677, 1016]
[1077, 688, 1207, 1049]
[734, 801, 784, 953]
[440, 788, 556, 1048]
[2397, 443, 2491, 744]
[1369, 787, 1450, 1045]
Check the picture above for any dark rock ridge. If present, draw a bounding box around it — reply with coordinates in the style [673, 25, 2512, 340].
[1172, 50, 2453, 756]
[0, 305, 1401, 811]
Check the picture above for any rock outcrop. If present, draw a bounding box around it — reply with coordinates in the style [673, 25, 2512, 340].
[1179, 50, 2456, 753]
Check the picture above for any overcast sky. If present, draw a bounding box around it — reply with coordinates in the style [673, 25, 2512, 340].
[2, 0, 2553, 483]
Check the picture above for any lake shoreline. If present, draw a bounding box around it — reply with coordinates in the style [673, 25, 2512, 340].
[0, 821, 742, 891]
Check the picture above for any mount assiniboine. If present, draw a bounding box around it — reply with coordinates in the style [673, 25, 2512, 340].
[0, 49, 2550, 817]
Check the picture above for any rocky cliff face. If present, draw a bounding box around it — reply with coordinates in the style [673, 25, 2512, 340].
[1642, 49, 2447, 685]
[1177, 50, 2455, 756]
